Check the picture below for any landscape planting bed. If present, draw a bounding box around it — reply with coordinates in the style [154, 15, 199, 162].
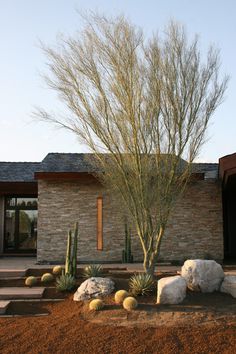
[0, 269, 235, 353]
[0, 292, 235, 353]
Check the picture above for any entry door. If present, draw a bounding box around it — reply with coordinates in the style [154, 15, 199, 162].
[4, 197, 37, 253]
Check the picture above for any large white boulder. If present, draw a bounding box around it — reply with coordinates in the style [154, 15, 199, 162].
[220, 275, 236, 298]
[181, 259, 224, 293]
[73, 277, 115, 301]
[157, 275, 187, 304]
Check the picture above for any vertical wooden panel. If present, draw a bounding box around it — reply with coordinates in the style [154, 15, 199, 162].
[97, 196, 103, 250]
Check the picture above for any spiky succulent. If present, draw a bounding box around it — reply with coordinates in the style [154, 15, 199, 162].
[129, 273, 154, 296]
[83, 264, 103, 278]
[25, 276, 37, 287]
[56, 273, 76, 292]
[123, 296, 138, 311]
[89, 299, 104, 311]
[114, 290, 129, 304]
[52, 265, 63, 275]
[41, 273, 54, 283]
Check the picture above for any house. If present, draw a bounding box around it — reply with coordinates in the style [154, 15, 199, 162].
[0, 152, 235, 264]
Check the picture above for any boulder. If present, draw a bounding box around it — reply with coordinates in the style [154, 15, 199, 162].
[73, 277, 115, 301]
[157, 275, 187, 304]
[181, 259, 224, 293]
[220, 275, 236, 298]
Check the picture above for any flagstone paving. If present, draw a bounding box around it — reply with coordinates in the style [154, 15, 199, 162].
[0, 301, 10, 315]
[0, 287, 45, 300]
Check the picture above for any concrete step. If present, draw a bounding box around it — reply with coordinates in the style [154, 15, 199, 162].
[0, 301, 10, 315]
[0, 269, 26, 279]
[0, 287, 45, 300]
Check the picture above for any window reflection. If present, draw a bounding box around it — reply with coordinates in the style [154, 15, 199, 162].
[5, 197, 38, 252]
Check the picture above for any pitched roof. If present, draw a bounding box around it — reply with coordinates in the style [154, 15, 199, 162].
[0, 162, 40, 182]
[39, 153, 97, 173]
[0, 153, 219, 182]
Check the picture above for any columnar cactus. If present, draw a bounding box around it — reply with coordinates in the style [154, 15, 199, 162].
[65, 222, 79, 277]
[122, 222, 133, 263]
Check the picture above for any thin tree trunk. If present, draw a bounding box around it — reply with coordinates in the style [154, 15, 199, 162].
[143, 251, 155, 277]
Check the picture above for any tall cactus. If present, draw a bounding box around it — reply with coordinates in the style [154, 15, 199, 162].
[72, 222, 78, 277]
[122, 222, 133, 263]
[65, 222, 79, 277]
[65, 230, 72, 275]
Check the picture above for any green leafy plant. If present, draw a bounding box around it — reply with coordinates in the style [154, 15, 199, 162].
[65, 222, 79, 277]
[83, 264, 103, 278]
[123, 297, 138, 311]
[129, 273, 154, 296]
[56, 272, 76, 292]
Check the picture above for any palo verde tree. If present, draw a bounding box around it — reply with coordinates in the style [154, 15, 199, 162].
[36, 14, 228, 275]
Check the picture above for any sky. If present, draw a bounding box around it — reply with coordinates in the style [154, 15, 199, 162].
[0, 0, 235, 162]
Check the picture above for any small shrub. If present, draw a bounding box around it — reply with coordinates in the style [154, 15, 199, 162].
[83, 264, 103, 278]
[25, 276, 37, 287]
[89, 299, 104, 311]
[52, 265, 63, 275]
[56, 273, 76, 292]
[114, 290, 129, 304]
[41, 273, 54, 283]
[123, 296, 138, 311]
[129, 273, 154, 296]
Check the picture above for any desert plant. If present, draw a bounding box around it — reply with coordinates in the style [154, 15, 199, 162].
[122, 222, 133, 263]
[123, 297, 138, 311]
[83, 264, 103, 278]
[41, 273, 54, 283]
[65, 222, 79, 277]
[129, 273, 154, 296]
[89, 299, 104, 311]
[56, 273, 76, 292]
[52, 265, 63, 275]
[25, 276, 37, 287]
[114, 290, 129, 304]
[37, 14, 228, 276]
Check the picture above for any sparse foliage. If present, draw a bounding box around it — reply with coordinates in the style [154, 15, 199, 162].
[56, 273, 76, 292]
[83, 264, 103, 278]
[129, 273, 154, 296]
[36, 14, 228, 276]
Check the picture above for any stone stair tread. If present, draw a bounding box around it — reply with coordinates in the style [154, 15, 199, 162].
[0, 287, 45, 299]
[0, 269, 26, 278]
[0, 300, 10, 315]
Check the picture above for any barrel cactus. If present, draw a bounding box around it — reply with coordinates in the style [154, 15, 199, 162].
[123, 296, 138, 311]
[89, 299, 104, 311]
[114, 290, 129, 304]
[52, 265, 62, 275]
[25, 276, 37, 287]
[41, 273, 54, 283]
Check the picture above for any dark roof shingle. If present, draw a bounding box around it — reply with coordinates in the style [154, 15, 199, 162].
[0, 162, 40, 182]
[0, 154, 219, 182]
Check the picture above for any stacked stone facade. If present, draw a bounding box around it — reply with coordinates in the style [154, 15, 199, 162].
[37, 177, 223, 263]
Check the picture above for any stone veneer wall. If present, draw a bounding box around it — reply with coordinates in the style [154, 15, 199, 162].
[37, 177, 223, 263]
[0, 197, 4, 253]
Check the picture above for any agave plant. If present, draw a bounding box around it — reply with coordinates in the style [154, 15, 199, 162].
[56, 273, 76, 292]
[129, 273, 154, 296]
[83, 264, 103, 278]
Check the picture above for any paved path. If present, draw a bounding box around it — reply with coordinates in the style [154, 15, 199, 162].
[0, 287, 45, 300]
[0, 301, 10, 314]
[0, 256, 235, 275]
